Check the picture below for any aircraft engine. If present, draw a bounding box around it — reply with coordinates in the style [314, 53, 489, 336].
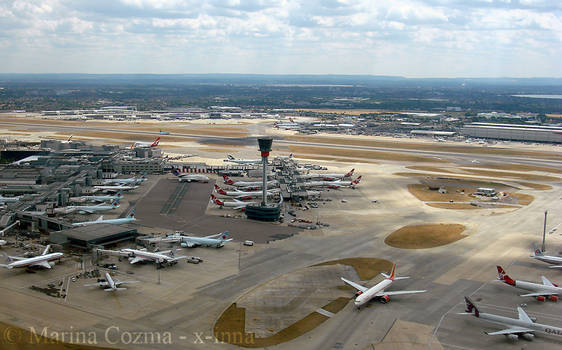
[505, 334, 518, 342]
[180, 242, 188, 248]
[49, 261, 56, 267]
[536, 296, 546, 302]
[355, 291, 363, 297]
[521, 333, 535, 341]
[379, 295, 390, 304]
[549, 295, 559, 302]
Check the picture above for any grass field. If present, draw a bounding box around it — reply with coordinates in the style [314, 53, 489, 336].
[385, 224, 467, 249]
[406, 166, 560, 182]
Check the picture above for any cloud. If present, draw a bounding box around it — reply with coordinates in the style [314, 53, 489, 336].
[0, 0, 560, 76]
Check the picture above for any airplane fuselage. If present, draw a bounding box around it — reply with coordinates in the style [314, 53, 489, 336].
[5, 252, 63, 269]
[478, 312, 562, 337]
[355, 279, 392, 307]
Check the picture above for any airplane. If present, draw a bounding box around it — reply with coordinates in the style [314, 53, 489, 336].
[274, 118, 302, 130]
[94, 184, 138, 192]
[223, 154, 262, 165]
[462, 296, 562, 341]
[61, 135, 73, 143]
[214, 185, 279, 200]
[210, 194, 256, 210]
[102, 175, 146, 185]
[62, 201, 119, 215]
[171, 169, 210, 183]
[496, 266, 561, 302]
[0, 245, 63, 269]
[530, 248, 562, 268]
[222, 175, 278, 189]
[297, 168, 355, 181]
[84, 272, 138, 291]
[150, 231, 233, 248]
[0, 195, 21, 204]
[304, 176, 362, 189]
[0, 240, 6, 246]
[341, 264, 426, 308]
[72, 209, 136, 226]
[130, 137, 160, 148]
[71, 190, 123, 203]
[96, 247, 187, 267]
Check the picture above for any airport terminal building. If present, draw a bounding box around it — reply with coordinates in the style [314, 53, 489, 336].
[461, 123, 562, 143]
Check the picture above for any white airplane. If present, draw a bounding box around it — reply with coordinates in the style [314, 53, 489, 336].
[96, 247, 187, 267]
[341, 264, 426, 308]
[222, 175, 278, 189]
[84, 272, 138, 291]
[297, 168, 355, 181]
[462, 296, 562, 341]
[210, 194, 256, 210]
[496, 266, 561, 302]
[103, 175, 146, 185]
[0, 240, 6, 246]
[531, 248, 562, 268]
[150, 231, 233, 248]
[72, 209, 136, 226]
[130, 137, 160, 148]
[62, 201, 119, 215]
[0, 245, 63, 269]
[71, 191, 123, 203]
[223, 154, 262, 165]
[95, 184, 138, 192]
[172, 169, 210, 183]
[0, 195, 21, 204]
[304, 176, 362, 189]
[274, 118, 302, 130]
[214, 185, 279, 200]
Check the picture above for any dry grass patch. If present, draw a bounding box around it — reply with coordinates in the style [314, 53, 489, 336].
[468, 163, 562, 174]
[459, 168, 560, 182]
[509, 193, 534, 205]
[314, 257, 393, 280]
[292, 153, 379, 164]
[426, 203, 479, 210]
[385, 224, 467, 249]
[289, 146, 446, 163]
[407, 184, 475, 202]
[322, 297, 352, 314]
[55, 131, 194, 143]
[516, 182, 552, 190]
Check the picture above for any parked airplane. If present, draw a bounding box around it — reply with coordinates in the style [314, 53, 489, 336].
[210, 194, 256, 210]
[223, 154, 263, 165]
[71, 191, 123, 203]
[462, 296, 562, 341]
[151, 231, 233, 248]
[531, 248, 562, 268]
[341, 265, 426, 308]
[84, 272, 138, 291]
[222, 175, 278, 189]
[63, 201, 119, 215]
[96, 247, 187, 267]
[72, 209, 136, 226]
[274, 118, 303, 130]
[131, 137, 160, 148]
[103, 175, 146, 185]
[0, 245, 63, 269]
[214, 185, 279, 200]
[95, 184, 138, 192]
[297, 168, 355, 181]
[496, 266, 561, 301]
[0, 195, 20, 204]
[172, 169, 210, 183]
[0, 240, 6, 246]
[304, 176, 362, 189]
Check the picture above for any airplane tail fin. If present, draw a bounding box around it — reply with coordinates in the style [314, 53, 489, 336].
[223, 175, 234, 185]
[227, 154, 235, 160]
[345, 168, 355, 177]
[151, 137, 161, 147]
[172, 168, 180, 176]
[352, 176, 362, 185]
[496, 266, 516, 285]
[289, 118, 295, 123]
[130, 143, 134, 149]
[127, 208, 136, 219]
[388, 264, 396, 281]
[214, 185, 227, 195]
[117, 190, 123, 198]
[464, 296, 480, 317]
[96, 216, 104, 222]
[532, 248, 544, 257]
[111, 201, 119, 208]
[210, 194, 223, 206]
[289, 153, 293, 158]
[42, 245, 51, 256]
[1, 251, 12, 263]
[68, 135, 73, 142]
[220, 231, 230, 241]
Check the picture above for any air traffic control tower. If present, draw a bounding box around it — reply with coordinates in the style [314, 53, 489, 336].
[244, 137, 281, 221]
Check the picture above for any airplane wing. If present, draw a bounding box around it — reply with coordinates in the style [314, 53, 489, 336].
[234, 205, 247, 210]
[517, 307, 533, 323]
[520, 292, 558, 297]
[548, 265, 562, 269]
[183, 240, 197, 248]
[129, 257, 145, 264]
[7, 256, 26, 261]
[381, 273, 409, 280]
[541, 276, 555, 286]
[203, 233, 223, 239]
[81, 209, 95, 214]
[84, 282, 108, 287]
[33, 261, 52, 269]
[170, 256, 188, 261]
[486, 327, 534, 336]
[375, 290, 427, 297]
[115, 280, 139, 285]
[340, 277, 368, 293]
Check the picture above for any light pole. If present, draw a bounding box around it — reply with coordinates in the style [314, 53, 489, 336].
[542, 211, 548, 252]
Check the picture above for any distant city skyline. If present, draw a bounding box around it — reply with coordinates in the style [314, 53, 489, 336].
[0, 0, 560, 78]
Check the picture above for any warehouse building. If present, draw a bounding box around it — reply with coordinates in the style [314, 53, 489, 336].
[49, 224, 138, 249]
[461, 123, 562, 143]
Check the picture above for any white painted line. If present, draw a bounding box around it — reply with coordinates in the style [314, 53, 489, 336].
[316, 308, 335, 318]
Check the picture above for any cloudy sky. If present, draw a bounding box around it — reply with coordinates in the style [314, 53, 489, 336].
[1, 0, 561, 77]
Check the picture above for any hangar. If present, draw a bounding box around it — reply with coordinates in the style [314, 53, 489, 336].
[461, 123, 562, 143]
[49, 224, 138, 249]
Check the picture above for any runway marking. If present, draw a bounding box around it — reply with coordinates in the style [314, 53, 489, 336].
[316, 308, 335, 318]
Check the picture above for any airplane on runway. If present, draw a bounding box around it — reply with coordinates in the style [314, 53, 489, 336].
[214, 185, 279, 200]
[95, 184, 138, 192]
[0, 245, 63, 269]
[210, 194, 256, 210]
[274, 118, 303, 130]
[61, 201, 119, 215]
[222, 175, 278, 189]
[461, 296, 562, 341]
[297, 169, 355, 181]
[172, 169, 210, 183]
[102, 175, 146, 185]
[0, 195, 21, 204]
[531, 248, 562, 268]
[84, 272, 138, 291]
[72, 209, 136, 226]
[149, 231, 233, 248]
[304, 176, 362, 189]
[131, 137, 160, 148]
[96, 247, 187, 267]
[341, 265, 426, 308]
[71, 191, 123, 203]
[223, 154, 262, 165]
[496, 266, 561, 301]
